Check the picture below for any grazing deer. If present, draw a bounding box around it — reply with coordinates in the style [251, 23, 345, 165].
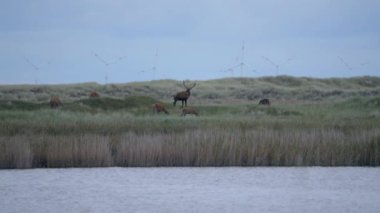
[152, 103, 169, 114]
[173, 81, 196, 108]
[50, 96, 62, 108]
[89, 91, 100, 98]
[258, 98, 271, 106]
[181, 107, 199, 116]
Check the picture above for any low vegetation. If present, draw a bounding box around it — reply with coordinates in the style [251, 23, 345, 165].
[0, 76, 380, 168]
[1, 76, 379, 103]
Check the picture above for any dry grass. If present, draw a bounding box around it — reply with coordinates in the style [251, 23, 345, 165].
[0, 136, 33, 169]
[1, 128, 379, 168]
[0, 134, 113, 168]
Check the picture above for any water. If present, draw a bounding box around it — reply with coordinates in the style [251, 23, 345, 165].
[1, 167, 379, 213]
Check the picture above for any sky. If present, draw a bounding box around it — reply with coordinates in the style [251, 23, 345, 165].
[0, 0, 379, 84]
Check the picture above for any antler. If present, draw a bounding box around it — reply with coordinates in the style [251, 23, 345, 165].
[183, 81, 196, 89]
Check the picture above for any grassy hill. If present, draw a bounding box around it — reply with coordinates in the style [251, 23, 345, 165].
[1, 76, 379, 104]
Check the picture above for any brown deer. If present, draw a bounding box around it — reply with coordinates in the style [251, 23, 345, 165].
[258, 98, 270, 106]
[89, 91, 100, 98]
[152, 103, 169, 114]
[173, 81, 196, 108]
[50, 96, 62, 108]
[181, 107, 199, 116]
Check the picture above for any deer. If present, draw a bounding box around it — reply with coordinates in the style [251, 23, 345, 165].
[89, 91, 100, 98]
[258, 98, 271, 106]
[152, 103, 169, 114]
[181, 107, 199, 116]
[50, 96, 62, 108]
[173, 81, 196, 108]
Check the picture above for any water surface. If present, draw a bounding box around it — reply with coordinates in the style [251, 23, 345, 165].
[1, 167, 379, 213]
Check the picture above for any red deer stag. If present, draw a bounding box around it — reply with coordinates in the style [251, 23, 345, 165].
[152, 103, 169, 114]
[173, 81, 196, 108]
[181, 107, 199, 116]
[50, 95, 62, 108]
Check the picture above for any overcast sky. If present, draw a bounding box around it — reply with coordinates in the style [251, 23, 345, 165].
[1, 0, 379, 84]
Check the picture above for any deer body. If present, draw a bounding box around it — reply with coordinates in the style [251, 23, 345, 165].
[181, 107, 199, 116]
[173, 90, 191, 108]
[173, 81, 196, 108]
[259, 98, 270, 106]
[89, 91, 100, 98]
[152, 103, 169, 114]
[50, 96, 62, 108]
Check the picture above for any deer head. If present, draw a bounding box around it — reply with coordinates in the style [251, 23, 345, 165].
[182, 81, 196, 93]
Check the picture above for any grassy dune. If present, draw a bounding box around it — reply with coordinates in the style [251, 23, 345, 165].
[1, 76, 380, 103]
[0, 76, 380, 168]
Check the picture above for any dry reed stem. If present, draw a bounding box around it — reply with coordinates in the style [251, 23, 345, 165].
[1, 128, 379, 168]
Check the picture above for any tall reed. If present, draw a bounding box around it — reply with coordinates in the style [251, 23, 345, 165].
[0, 134, 113, 168]
[0, 136, 33, 169]
[1, 128, 379, 168]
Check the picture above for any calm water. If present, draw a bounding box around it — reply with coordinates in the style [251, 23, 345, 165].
[1, 167, 380, 213]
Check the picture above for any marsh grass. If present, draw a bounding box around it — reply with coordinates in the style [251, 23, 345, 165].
[1, 128, 379, 168]
[0, 136, 33, 168]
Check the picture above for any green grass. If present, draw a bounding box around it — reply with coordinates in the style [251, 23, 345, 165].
[0, 96, 379, 135]
[0, 100, 48, 111]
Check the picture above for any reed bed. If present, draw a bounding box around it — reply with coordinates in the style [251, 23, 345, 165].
[1, 128, 379, 168]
